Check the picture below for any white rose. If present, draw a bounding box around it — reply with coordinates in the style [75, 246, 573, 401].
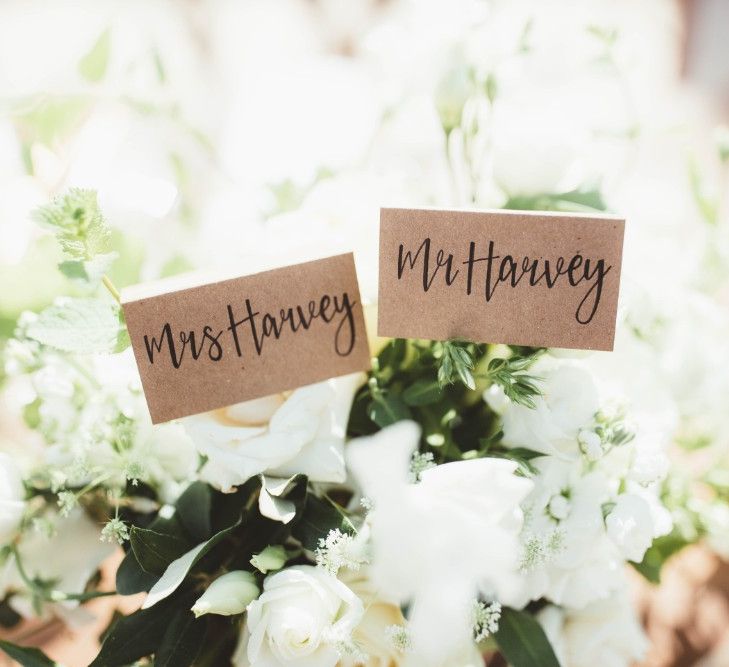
[192, 570, 260, 618]
[605, 493, 655, 562]
[538, 589, 648, 667]
[0, 453, 25, 545]
[245, 565, 364, 667]
[486, 360, 599, 459]
[183, 374, 362, 492]
[346, 422, 532, 664]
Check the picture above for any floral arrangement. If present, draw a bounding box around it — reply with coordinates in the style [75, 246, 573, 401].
[1, 4, 729, 667]
[0, 188, 695, 667]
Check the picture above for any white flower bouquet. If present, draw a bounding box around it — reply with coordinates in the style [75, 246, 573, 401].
[1, 3, 729, 666]
[0, 189, 691, 667]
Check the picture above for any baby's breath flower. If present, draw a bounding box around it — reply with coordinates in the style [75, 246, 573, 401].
[520, 528, 564, 571]
[385, 624, 411, 652]
[57, 490, 78, 517]
[472, 600, 501, 642]
[123, 460, 145, 486]
[409, 451, 435, 483]
[100, 517, 130, 545]
[315, 529, 366, 575]
[359, 496, 374, 512]
[334, 639, 368, 663]
[31, 517, 56, 538]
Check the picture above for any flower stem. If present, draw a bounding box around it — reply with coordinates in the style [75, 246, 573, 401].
[102, 274, 121, 304]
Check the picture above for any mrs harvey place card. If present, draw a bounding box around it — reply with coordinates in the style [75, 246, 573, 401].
[378, 207, 625, 351]
[122, 253, 371, 423]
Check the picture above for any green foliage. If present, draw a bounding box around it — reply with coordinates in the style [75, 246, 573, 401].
[78, 28, 111, 83]
[494, 607, 561, 667]
[33, 189, 110, 262]
[504, 187, 607, 213]
[437, 341, 476, 390]
[291, 494, 357, 551]
[348, 338, 544, 469]
[632, 531, 691, 583]
[25, 298, 129, 354]
[487, 353, 544, 408]
[0, 641, 58, 667]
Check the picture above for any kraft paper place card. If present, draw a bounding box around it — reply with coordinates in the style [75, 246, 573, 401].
[378, 207, 625, 351]
[122, 253, 371, 423]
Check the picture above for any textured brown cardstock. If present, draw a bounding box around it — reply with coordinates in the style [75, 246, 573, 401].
[378, 208, 625, 351]
[122, 253, 370, 423]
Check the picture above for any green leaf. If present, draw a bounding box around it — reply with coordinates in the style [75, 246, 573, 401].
[494, 607, 561, 667]
[33, 189, 110, 260]
[26, 298, 127, 354]
[368, 392, 411, 427]
[143, 516, 247, 609]
[175, 482, 212, 542]
[0, 641, 58, 667]
[155, 609, 206, 667]
[291, 494, 354, 551]
[90, 593, 182, 666]
[116, 547, 159, 595]
[78, 28, 111, 83]
[402, 380, 443, 406]
[130, 527, 191, 576]
[58, 252, 118, 285]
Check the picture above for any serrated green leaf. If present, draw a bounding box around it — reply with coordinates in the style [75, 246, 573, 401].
[494, 607, 561, 667]
[0, 640, 58, 667]
[33, 189, 110, 260]
[402, 380, 442, 406]
[78, 28, 111, 83]
[26, 298, 126, 354]
[58, 252, 117, 285]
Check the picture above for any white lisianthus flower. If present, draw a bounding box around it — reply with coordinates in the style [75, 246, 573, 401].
[605, 493, 656, 562]
[538, 588, 648, 667]
[0, 453, 26, 544]
[183, 374, 362, 492]
[485, 360, 599, 459]
[192, 570, 260, 618]
[245, 565, 364, 667]
[346, 421, 532, 664]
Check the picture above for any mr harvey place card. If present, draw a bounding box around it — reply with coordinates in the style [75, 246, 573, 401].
[378, 207, 625, 351]
[122, 253, 370, 423]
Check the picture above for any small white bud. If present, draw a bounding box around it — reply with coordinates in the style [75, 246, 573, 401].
[250, 545, 287, 574]
[191, 571, 259, 618]
[578, 429, 603, 461]
[548, 494, 570, 521]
